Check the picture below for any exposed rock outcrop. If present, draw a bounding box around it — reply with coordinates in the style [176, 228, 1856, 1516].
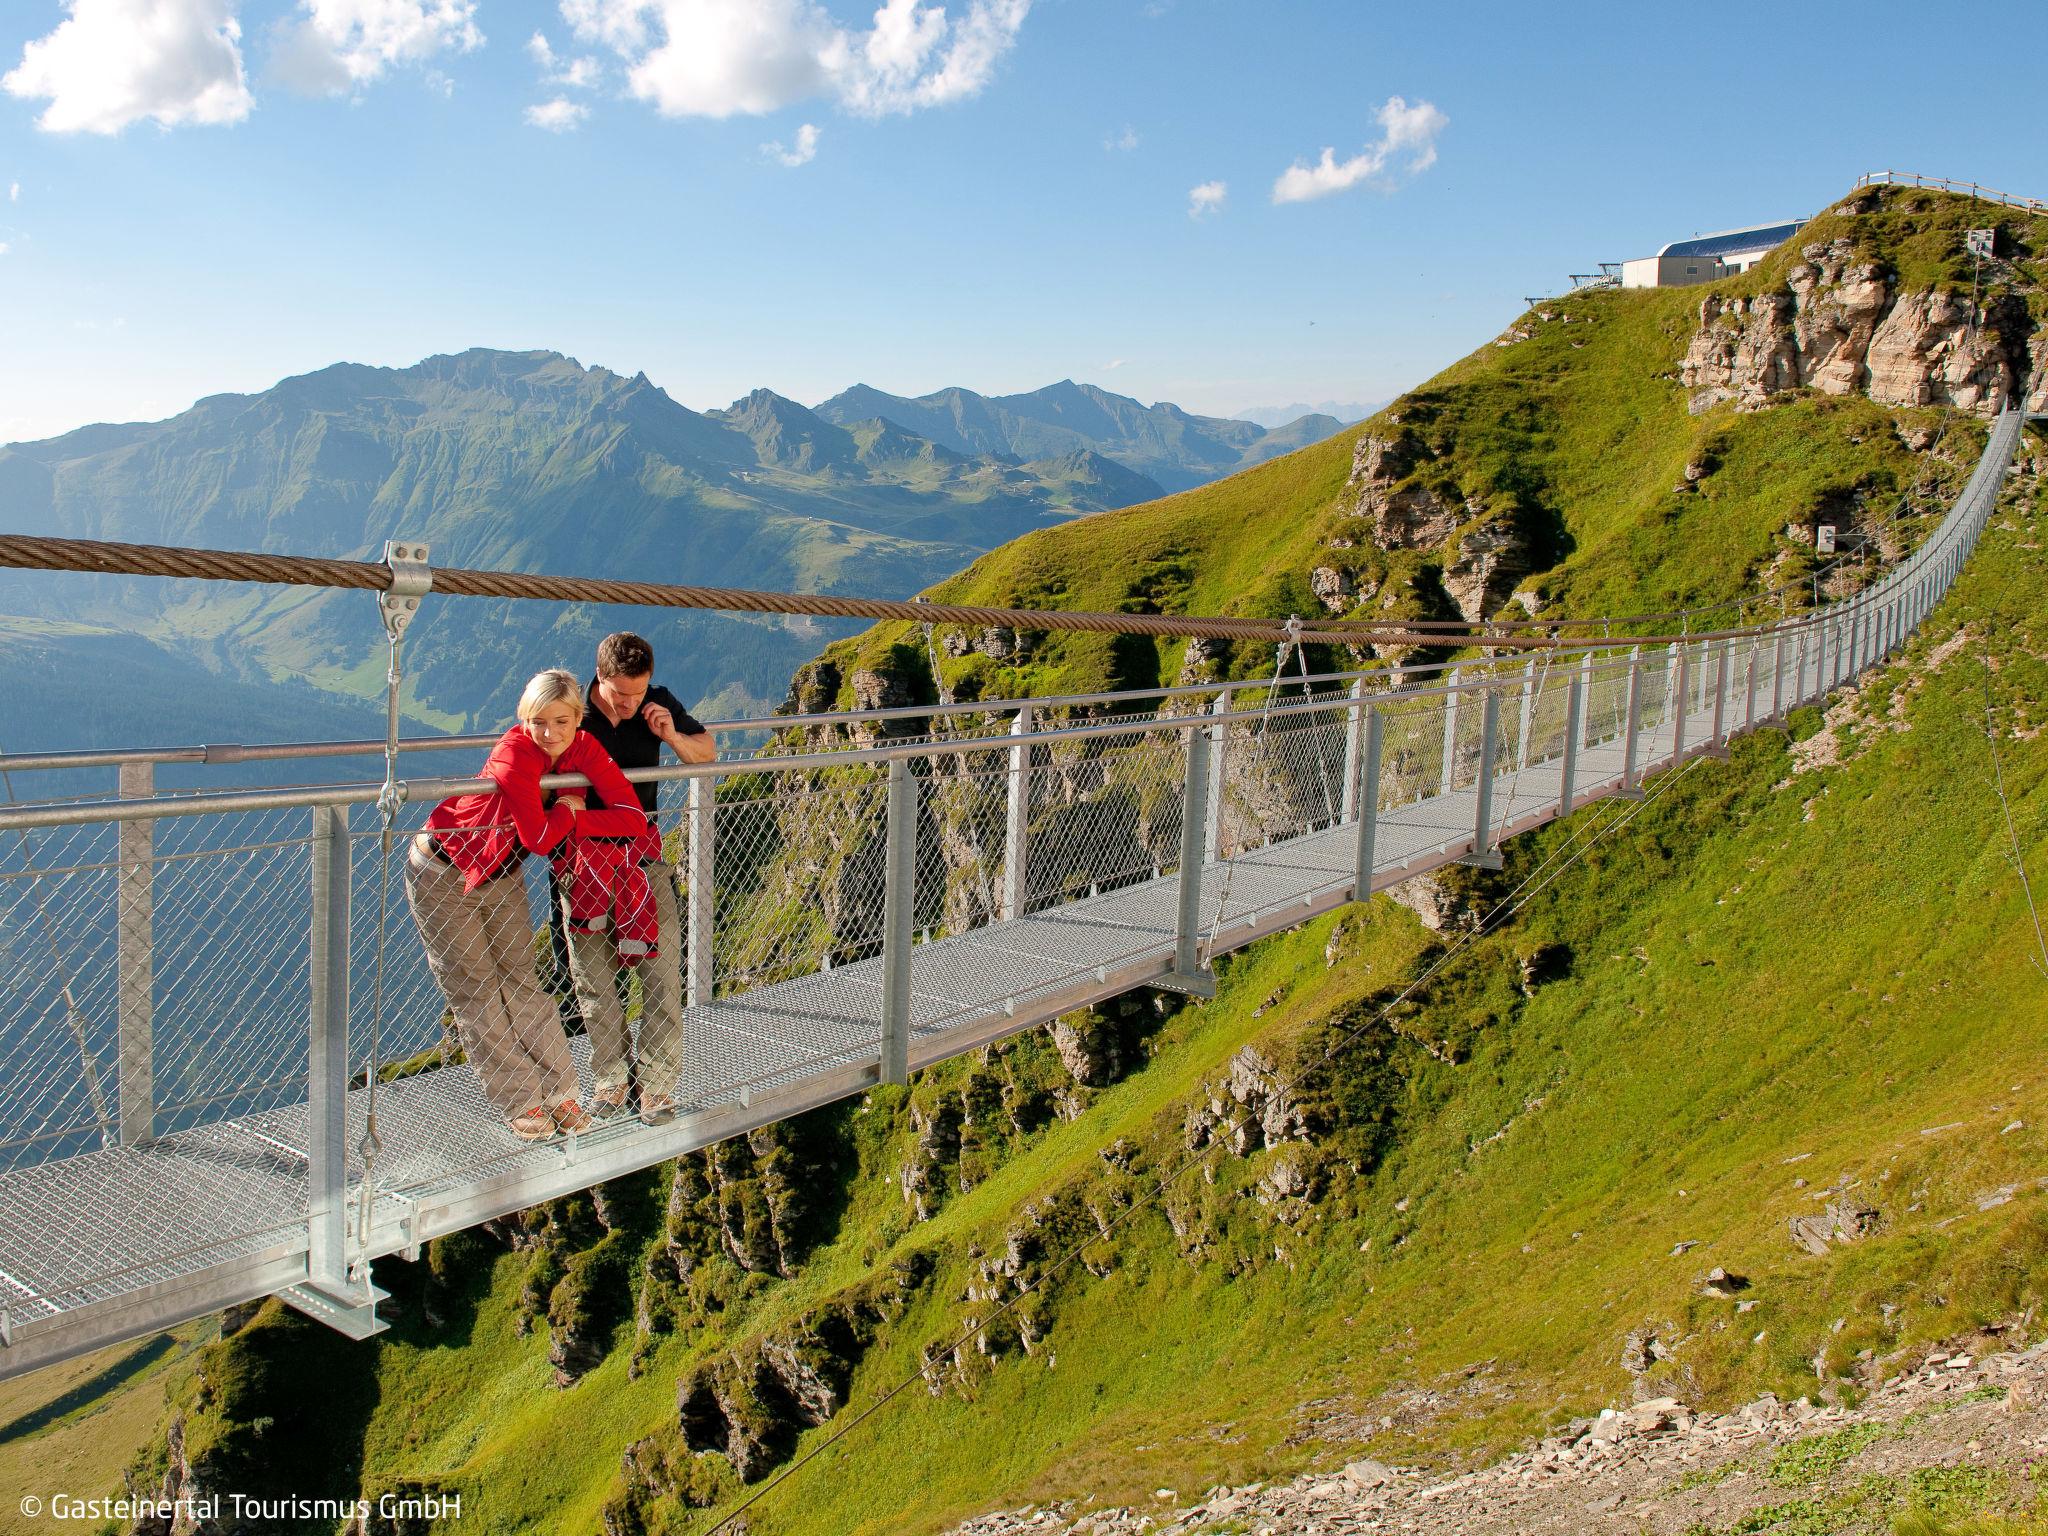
[1682, 236, 2029, 416]
[1340, 431, 1462, 549]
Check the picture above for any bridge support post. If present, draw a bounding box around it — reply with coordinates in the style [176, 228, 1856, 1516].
[116, 761, 154, 1146]
[1578, 653, 1595, 748]
[1440, 669, 1462, 795]
[1164, 723, 1216, 997]
[1619, 646, 1645, 798]
[1516, 658, 1538, 771]
[1669, 643, 1689, 770]
[1001, 706, 1031, 922]
[880, 758, 916, 1086]
[283, 801, 388, 1334]
[1771, 631, 1787, 720]
[1706, 641, 1731, 760]
[1203, 689, 1229, 862]
[1743, 636, 1760, 734]
[1559, 672, 1583, 816]
[685, 775, 716, 1010]
[1460, 688, 1503, 869]
[1352, 708, 1383, 896]
[1339, 679, 1365, 824]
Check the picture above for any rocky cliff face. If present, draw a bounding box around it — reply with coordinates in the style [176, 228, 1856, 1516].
[1682, 237, 2031, 416]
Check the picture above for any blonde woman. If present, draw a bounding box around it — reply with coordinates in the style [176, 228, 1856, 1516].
[406, 669, 650, 1140]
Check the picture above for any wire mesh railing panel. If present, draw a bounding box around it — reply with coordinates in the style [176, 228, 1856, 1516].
[146, 808, 320, 1133]
[920, 743, 1014, 937]
[710, 766, 890, 992]
[1375, 697, 1450, 812]
[0, 819, 121, 1171]
[1026, 727, 1187, 910]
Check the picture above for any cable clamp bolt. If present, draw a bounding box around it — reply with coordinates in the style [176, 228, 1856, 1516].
[379, 540, 432, 642]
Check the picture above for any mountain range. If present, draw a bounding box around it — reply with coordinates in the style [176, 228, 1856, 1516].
[1231, 398, 1384, 429]
[811, 380, 1343, 493]
[0, 351, 1347, 743]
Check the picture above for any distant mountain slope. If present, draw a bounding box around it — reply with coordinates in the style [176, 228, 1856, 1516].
[812, 380, 1345, 493]
[0, 353, 1154, 732]
[1233, 398, 1382, 428]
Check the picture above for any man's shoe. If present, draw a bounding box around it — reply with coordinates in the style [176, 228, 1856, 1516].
[508, 1107, 557, 1142]
[552, 1098, 593, 1135]
[591, 1084, 631, 1119]
[638, 1093, 675, 1127]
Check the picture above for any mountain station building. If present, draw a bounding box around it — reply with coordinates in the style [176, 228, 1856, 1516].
[1620, 220, 1806, 288]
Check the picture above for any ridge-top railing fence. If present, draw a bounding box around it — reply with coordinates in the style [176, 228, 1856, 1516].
[0, 407, 2026, 1379]
[1851, 170, 2047, 215]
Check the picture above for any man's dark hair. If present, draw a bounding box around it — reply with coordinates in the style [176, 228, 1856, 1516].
[596, 632, 655, 679]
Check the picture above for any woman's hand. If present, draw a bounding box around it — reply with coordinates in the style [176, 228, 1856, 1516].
[557, 794, 587, 817]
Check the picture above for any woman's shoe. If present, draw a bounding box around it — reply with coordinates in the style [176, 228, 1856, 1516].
[508, 1107, 557, 1141]
[638, 1093, 675, 1127]
[591, 1084, 631, 1119]
[552, 1098, 593, 1135]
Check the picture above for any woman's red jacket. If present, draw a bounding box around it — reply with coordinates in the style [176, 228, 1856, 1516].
[425, 727, 648, 890]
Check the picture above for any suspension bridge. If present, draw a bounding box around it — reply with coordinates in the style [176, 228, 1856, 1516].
[0, 406, 2025, 1381]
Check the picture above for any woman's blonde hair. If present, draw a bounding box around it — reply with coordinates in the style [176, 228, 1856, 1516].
[516, 668, 583, 722]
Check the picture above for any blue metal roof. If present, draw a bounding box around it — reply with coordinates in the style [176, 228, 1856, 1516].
[1657, 221, 1805, 261]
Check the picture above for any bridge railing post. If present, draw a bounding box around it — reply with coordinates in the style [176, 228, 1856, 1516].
[1516, 658, 1538, 770]
[1339, 678, 1365, 824]
[1578, 653, 1595, 748]
[1742, 635, 1760, 733]
[685, 774, 716, 1009]
[1669, 643, 1689, 769]
[1621, 645, 1645, 795]
[1440, 668, 1463, 795]
[1352, 708, 1382, 896]
[1204, 688, 1229, 862]
[1771, 630, 1786, 721]
[879, 757, 916, 1086]
[1559, 670, 1583, 816]
[1709, 639, 1729, 756]
[307, 804, 350, 1287]
[116, 761, 155, 1146]
[1462, 687, 1503, 869]
[1172, 722, 1213, 988]
[1001, 706, 1031, 922]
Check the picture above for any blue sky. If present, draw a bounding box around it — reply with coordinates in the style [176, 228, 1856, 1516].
[3, 0, 2047, 442]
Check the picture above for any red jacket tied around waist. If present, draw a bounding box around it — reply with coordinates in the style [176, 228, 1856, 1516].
[426, 728, 647, 890]
[553, 826, 664, 963]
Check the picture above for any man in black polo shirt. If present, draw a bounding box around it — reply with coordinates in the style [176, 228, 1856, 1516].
[553, 631, 714, 1125]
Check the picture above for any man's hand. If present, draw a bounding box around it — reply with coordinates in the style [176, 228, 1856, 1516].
[641, 702, 674, 738]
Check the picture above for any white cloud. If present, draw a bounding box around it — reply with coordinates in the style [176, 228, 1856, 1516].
[525, 95, 590, 131]
[1104, 123, 1137, 152]
[273, 0, 482, 96]
[528, 29, 601, 88]
[565, 0, 1029, 120]
[763, 120, 820, 165]
[1271, 94, 1447, 205]
[4, 0, 254, 134]
[0, 242, 10, 257]
[7, 183, 16, 202]
[1188, 179, 1225, 218]
[1099, 358, 1127, 371]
